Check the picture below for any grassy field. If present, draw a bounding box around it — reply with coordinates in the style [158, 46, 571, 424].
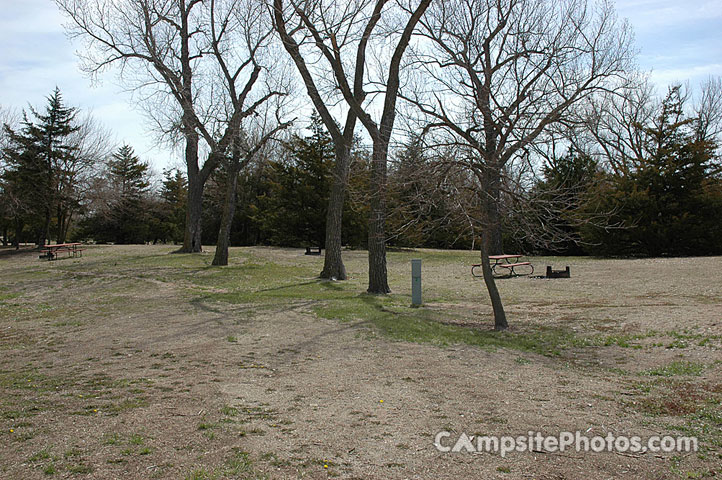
[0, 245, 720, 479]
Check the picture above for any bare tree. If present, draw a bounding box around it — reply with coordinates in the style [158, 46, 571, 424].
[57, 0, 289, 253]
[405, 0, 634, 328]
[694, 76, 722, 144]
[272, 0, 363, 281]
[570, 76, 722, 176]
[562, 74, 656, 177]
[57, 113, 113, 243]
[212, 107, 293, 266]
[274, 0, 432, 293]
[0, 105, 21, 246]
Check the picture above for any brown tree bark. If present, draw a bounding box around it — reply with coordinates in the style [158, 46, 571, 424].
[179, 132, 205, 253]
[320, 146, 352, 280]
[212, 167, 238, 266]
[479, 227, 508, 331]
[367, 138, 390, 293]
[273, 0, 361, 281]
[484, 165, 503, 255]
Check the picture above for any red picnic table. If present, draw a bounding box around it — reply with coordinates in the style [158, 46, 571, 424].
[471, 254, 534, 277]
[39, 243, 84, 261]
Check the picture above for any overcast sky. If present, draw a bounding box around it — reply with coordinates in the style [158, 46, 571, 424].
[1, 0, 721, 171]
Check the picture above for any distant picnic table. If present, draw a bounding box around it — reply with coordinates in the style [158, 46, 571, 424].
[39, 243, 84, 261]
[471, 254, 534, 278]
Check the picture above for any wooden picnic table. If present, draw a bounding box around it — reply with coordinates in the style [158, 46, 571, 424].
[39, 243, 84, 261]
[472, 254, 534, 277]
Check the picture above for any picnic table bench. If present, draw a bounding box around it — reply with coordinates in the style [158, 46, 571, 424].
[39, 243, 84, 261]
[305, 246, 322, 256]
[471, 254, 534, 278]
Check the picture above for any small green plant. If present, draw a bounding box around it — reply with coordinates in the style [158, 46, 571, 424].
[103, 433, 121, 445]
[28, 448, 52, 462]
[644, 361, 706, 377]
[220, 405, 239, 416]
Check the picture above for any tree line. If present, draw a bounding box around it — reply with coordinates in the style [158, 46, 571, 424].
[2, 0, 721, 329]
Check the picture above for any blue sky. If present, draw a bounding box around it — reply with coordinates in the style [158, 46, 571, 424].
[1, 0, 721, 171]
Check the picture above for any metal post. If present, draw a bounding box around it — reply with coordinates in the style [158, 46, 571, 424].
[411, 259, 422, 306]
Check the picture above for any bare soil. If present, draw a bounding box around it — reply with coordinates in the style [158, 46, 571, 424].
[1, 245, 720, 479]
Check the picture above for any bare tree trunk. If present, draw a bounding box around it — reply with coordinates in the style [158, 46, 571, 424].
[320, 146, 351, 280]
[479, 227, 508, 330]
[182, 176, 204, 253]
[13, 218, 23, 249]
[179, 133, 204, 253]
[40, 206, 51, 247]
[485, 165, 503, 254]
[57, 206, 68, 244]
[212, 169, 239, 266]
[367, 138, 390, 294]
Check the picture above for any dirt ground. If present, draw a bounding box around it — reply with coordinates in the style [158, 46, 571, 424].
[1, 245, 720, 479]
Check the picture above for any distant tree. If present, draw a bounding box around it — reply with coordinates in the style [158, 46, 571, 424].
[107, 145, 152, 243]
[516, 150, 601, 255]
[1, 88, 102, 246]
[159, 169, 188, 244]
[257, 116, 335, 247]
[58, 0, 291, 253]
[108, 146, 150, 199]
[386, 138, 478, 249]
[583, 86, 722, 255]
[76, 145, 153, 244]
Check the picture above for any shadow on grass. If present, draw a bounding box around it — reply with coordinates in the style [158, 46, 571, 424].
[316, 292, 583, 357]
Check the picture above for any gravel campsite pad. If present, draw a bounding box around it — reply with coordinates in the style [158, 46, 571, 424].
[1, 245, 720, 479]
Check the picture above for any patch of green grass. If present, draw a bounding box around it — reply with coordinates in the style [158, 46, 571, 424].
[183, 449, 267, 480]
[221, 405, 239, 417]
[103, 398, 149, 415]
[66, 463, 93, 474]
[316, 294, 589, 356]
[103, 433, 121, 445]
[190, 252, 645, 357]
[28, 448, 52, 462]
[63, 447, 83, 459]
[644, 361, 706, 377]
[627, 378, 722, 450]
[0, 291, 20, 304]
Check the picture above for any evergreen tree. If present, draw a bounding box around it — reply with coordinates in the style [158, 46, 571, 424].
[107, 145, 151, 243]
[583, 87, 722, 255]
[108, 145, 150, 199]
[2, 88, 80, 245]
[159, 169, 188, 244]
[258, 116, 334, 246]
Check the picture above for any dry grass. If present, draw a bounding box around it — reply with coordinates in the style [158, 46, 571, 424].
[0, 245, 720, 479]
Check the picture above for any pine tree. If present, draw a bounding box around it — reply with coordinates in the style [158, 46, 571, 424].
[2, 88, 80, 245]
[106, 145, 152, 243]
[108, 145, 150, 199]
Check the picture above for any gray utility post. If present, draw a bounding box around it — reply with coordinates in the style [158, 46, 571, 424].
[411, 259, 422, 306]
